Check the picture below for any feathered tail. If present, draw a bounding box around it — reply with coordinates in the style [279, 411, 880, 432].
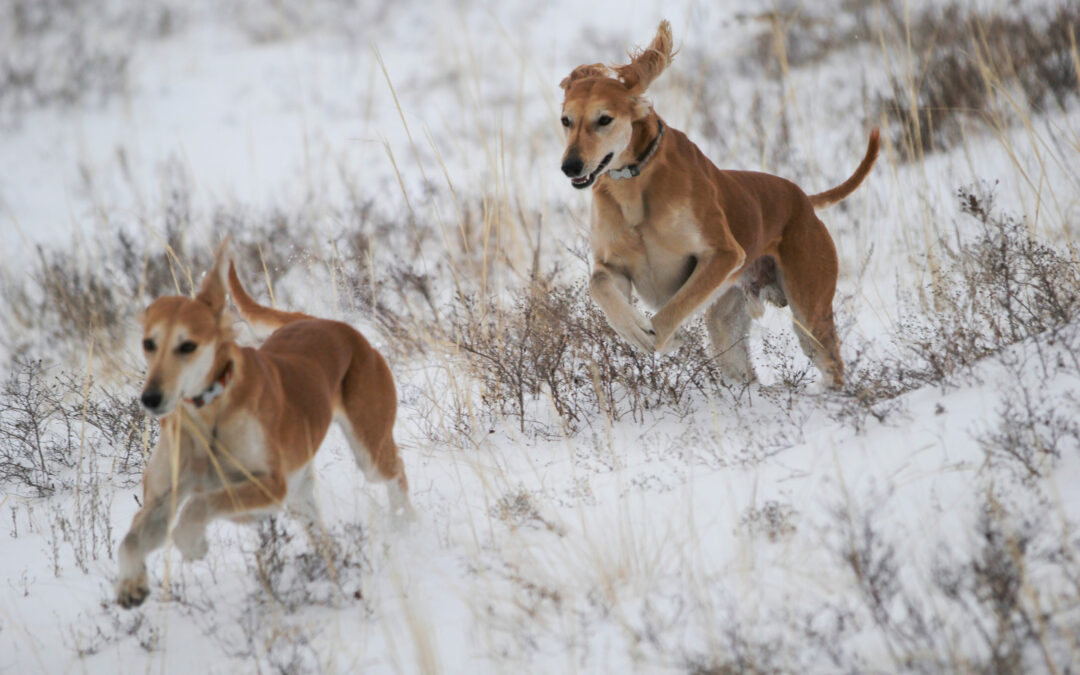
[227, 262, 314, 331]
[808, 129, 880, 210]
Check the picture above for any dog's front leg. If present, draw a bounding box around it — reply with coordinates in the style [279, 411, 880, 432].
[650, 244, 746, 350]
[173, 470, 287, 557]
[590, 263, 656, 352]
[116, 430, 196, 608]
[116, 492, 176, 608]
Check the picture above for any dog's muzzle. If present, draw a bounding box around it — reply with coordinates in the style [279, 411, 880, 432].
[566, 153, 613, 190]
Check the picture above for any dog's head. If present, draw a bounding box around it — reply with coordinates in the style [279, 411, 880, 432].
[139, 241, 233, 417]
[559, 20, 674, 189]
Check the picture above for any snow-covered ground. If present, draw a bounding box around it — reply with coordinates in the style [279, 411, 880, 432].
[2, 1, 1079, 672]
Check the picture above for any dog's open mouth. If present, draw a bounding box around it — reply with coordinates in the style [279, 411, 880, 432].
[570, 153, 613, 189]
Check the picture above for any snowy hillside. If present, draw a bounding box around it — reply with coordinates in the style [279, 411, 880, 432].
[2, 0, 1079, 672]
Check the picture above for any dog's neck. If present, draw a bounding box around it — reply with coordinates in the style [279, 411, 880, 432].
[630, 114, 662, 161]
[608, 114, 664, 180]
[186, 345, 237, 410]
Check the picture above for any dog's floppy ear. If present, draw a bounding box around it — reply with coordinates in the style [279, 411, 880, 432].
[560, 63, 613, 90]
[195, 237, 232, 316]
[615, 20, 675, 94]
[629, 95, 653, 119]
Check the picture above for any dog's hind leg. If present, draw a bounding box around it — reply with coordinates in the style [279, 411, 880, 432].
[335, 348, 414, 525]
[776, 214, 844, 389]
[288, 464, 320, 528]
[377, 443, 414, 526]
[337, 415, 414, 526]
[706, 288, 757, 384]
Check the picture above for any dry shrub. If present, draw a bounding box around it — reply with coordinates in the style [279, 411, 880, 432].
[834, 183, 1080, 428]
[0, 0, 180, 123]
[449, 276, 719, 437]
[740, 501, 798, 542]
[748, 1, 878, 76]
[0, 358, 153, 496]
[0, 359, 73, 494]
[746, 1, 1079, 161]
[249, 516, 370, 612]
[877, 3, 1080, 160]
[977, 335, 1080, 481]
[826, 491, 1080, 673]
[911, 184, 1080, 365]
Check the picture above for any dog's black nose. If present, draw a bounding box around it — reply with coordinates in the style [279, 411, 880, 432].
[141, 390, 163, 410]
[561, 156, 584, 177]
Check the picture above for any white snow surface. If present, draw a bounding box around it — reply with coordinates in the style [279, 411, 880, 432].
[2, 0, 1079, 673]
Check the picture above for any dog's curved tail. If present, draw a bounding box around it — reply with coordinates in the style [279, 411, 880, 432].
[227, 261, 314, 331]
[809, 128, 880, 210]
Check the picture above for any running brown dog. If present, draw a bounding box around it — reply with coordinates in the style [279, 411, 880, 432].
[559, 20, 878, 388]
[116, 242, 411, 608]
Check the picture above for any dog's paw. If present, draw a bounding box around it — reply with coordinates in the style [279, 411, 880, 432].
[117, 573, 150, 609]
[655, 332, 683, 355]
[390, 504, 418, 532]
[612, 312, 657, 353]
[648, 314, 684, 355]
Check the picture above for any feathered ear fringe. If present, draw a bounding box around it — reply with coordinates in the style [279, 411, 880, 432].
[614, 20, 675, 93]
[629, 95, 652, 118]
[560, 63, 615, 90]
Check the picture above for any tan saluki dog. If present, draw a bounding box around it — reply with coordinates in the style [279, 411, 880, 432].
[116, 242, 411, 608]
[559, 21, 879, 388]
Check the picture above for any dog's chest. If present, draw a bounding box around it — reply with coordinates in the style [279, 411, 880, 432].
[592, 206, 705, 310]
[631, 228, 701, 309]
[204, 414, 271, 478]
[617, 194, 645, 226]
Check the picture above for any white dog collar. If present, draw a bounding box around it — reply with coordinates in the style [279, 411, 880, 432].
[186, 360, 234, 408]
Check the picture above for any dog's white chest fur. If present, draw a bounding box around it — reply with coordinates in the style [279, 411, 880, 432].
[631, 226, 702, 309]
[592, 207, 707, 311]
[207, 413, 270, 479]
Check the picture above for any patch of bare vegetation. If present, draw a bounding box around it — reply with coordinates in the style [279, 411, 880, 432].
[448, 276, 720, 437]
[746, 1, 1080, 160]
[0, 0, 181, 123]
[740, 501, 798, 542]
[225, 0, 400, 43]
[248, 516, 371, 611]
[981, 375, 1080, 481]
[0, 358, 151, 497]
[878, 3, 1080, 160]
[833, 183, 1080, 428]
[824, 490, 1080, 673]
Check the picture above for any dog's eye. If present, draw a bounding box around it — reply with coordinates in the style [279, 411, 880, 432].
[142, 339, 156, 352]
[176, 341, 198, 354]
[560, 116, 571, 128]
[597, 115, 613, 127]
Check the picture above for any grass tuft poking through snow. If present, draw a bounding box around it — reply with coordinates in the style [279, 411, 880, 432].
[1, 0, 1080, 672]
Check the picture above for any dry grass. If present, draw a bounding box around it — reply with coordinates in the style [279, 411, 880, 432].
[2, 0, 1080, 672]
[448, 276, 719, 437]
[874, 2, 1080, 160]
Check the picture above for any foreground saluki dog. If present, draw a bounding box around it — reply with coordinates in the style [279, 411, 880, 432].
[116, 243, 411, 608]
[559, 21, 879, 388]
